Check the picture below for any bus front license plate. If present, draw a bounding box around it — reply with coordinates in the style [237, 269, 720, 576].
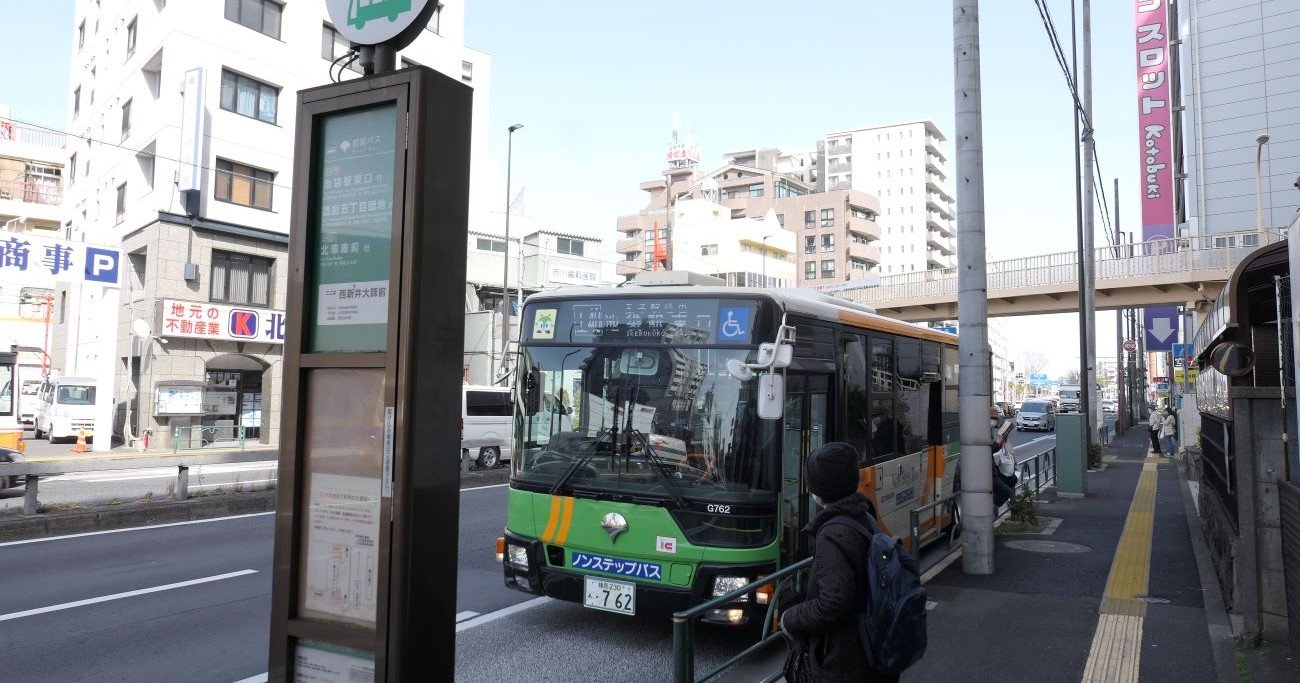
[583, 576, 636, 616]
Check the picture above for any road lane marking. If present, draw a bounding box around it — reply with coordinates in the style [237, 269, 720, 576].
[456, 596, 551, 632]
[461, 483, 509, 492]
[0, 569, 258, 622]
[0, 511, 276, 547]
[456, 610, 480, 622]
[1081, 458, 1162, 683]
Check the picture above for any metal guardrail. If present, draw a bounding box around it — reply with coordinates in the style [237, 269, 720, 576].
[173, 425, 249, 452]
[1017, 447, 1059, 498]
[0, 450, 277, 515]
[1097, 423, 1113, 446]
[671, 557, 813, 683]
[910, 490, 962, 575]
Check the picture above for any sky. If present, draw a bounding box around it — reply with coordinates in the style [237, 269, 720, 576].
[2, 0, 1145, 380]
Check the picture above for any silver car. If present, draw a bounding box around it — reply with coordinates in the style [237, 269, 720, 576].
[1015, 400, 1056, 431]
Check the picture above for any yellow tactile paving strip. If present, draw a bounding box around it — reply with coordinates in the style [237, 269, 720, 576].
[1080, 458, 1162, 683]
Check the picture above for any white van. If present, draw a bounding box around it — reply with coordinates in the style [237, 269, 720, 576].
[34, 377, 99, 443]
[462, 385, 514, 469]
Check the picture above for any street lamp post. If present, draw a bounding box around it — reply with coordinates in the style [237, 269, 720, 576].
[499, 123, 523, 383]
[1255, 132, 1270, 231]
[761, 234, 772, 287]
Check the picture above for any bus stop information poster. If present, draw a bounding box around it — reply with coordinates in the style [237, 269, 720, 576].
[310, 104, 397, 353]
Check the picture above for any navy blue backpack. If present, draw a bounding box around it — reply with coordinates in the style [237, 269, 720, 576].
[825, 515, 928, 675]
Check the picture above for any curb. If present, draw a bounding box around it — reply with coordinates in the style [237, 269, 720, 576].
[1177, 459, 1239, 683]
[0, 490, 277, 543]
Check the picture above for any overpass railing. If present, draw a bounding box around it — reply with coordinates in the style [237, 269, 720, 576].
[838, 229, 1285, 305]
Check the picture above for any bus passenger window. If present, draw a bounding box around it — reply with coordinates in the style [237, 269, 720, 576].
[842, 335, 868, 462]
[870, 338, 898, 459]
[897, 339, 929, 453]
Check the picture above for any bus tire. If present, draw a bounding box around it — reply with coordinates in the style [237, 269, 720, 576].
[477, 446, 501, 469]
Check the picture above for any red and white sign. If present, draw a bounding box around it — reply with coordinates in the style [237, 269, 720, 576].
[656, 535, 677, 554]
[159, 299, 285, 344]
[1134, 0, 1175, 243]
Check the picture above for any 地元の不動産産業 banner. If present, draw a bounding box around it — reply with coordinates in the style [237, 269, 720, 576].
[1134, 0, 1174, 244]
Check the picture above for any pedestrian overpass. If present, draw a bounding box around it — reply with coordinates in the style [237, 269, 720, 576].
[826, 229, 1286, 322]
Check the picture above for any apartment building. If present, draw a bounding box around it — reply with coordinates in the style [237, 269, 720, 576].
[616, 164, 881, 287]
[822, 120, 956, 275]
[58, 0, 491, 448]
[1178, 0, 1300, 237]
[721, 146, 819, 188]
[0, 109, 70, 424]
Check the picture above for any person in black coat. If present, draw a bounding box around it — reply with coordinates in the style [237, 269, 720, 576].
[780, 442, 900, 683]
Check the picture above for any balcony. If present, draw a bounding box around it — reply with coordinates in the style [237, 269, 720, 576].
[616, 237, 644, 254]
[827, 139, 852, 154]
[0, 119, 67, 151]
[926, 200, 953, 221]
[846, 219, 881, 241]
[829, 179, 852, 191]
[927, 253, 949, 269]
[847, 242, 881, 266]
[0, 178, 61, 206]
[828, 161, 852, 174]
[616, 260, 646, 277]
[925, 180, 953, 203]
[925, 140, 946, 162]
[926, 234, 954, 256]
[927, 218, 954, 239]
[925, 160, 947, 181]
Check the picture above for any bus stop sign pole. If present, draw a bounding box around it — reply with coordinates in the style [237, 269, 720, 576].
[268, 9, 471, 678]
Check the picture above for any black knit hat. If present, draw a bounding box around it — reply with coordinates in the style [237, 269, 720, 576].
[807, 442, 861, 503]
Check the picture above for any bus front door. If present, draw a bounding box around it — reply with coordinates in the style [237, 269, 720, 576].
[780, 374, 829, 563]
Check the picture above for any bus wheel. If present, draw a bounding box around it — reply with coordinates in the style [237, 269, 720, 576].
[477, 446, 501, 469]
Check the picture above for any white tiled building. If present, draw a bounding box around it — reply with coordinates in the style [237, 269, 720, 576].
[822, 120, 956, 275]
[58, 0, 492, 448]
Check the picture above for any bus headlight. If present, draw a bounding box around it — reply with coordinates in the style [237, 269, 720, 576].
[506, 544, 530, 572]
[711, 576, 750, 601]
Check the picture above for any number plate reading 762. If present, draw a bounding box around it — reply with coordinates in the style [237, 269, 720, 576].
[583, 576, 636, 616]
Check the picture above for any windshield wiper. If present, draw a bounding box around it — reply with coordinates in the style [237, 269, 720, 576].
[629, 429, 688, 509]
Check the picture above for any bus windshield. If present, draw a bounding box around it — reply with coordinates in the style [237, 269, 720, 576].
[514, 344, 777, 505]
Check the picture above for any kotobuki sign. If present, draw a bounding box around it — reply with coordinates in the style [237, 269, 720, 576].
[0, 230, 121, 287]
[158, 299, 286, 345]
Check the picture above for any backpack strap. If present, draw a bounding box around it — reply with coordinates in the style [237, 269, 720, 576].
[824, 514, 877, 540]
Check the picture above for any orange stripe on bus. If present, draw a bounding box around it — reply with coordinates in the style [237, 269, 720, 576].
[837, 311, 957, 345]
[541, 496, 562, 542]
[555, 497, 576, 545]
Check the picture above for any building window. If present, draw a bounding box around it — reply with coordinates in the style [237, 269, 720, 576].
[804, 261, 817, 280]
[78, 20, 85, 49]
[850, 206, 874, 220]
[69, 153, 77, 185]
[220, 69, 279, 124]
[822, 260, 836, 278]
[210, 250, 272, 307]
[115, 183, 127, 224]
[804, 210, 815, 229]
[428, 3, 443, 34]
[748, 183, 764, 197]
[476, 237, 506, 252]
[120, 99, 132, 140]
[461, 60, 473, 82]
[822, 234, 835, 252]
[125, 17, 137, 56]
[556, 237, 584, 256]
[701, 244, 718, 256]
[224, 0, 282, 39]
[804, 236, 816, 254]
[322, 24, 362, 73]
[820, 208, 835, 227]
[777, 213, 784, 227]
[73, 87, 81, 117]
[215, 159, 274, 210]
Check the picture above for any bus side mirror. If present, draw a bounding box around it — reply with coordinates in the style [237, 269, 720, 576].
[757, 373, 784, 420]
[757, 343, 793, 369]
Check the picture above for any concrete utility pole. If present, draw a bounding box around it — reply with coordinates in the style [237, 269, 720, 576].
[1081, 0, 1098, 447]
[953, 0, 994, 575]
[499, 123, 523, 382]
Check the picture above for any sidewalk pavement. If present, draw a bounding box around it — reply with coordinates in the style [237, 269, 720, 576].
[906, 426, 1235, 682]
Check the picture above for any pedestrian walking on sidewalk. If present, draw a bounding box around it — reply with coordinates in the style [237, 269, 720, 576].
[1147, 407, 1163, 455]
[1160, 407, 1178, 458]
[781, 442, 901, 683]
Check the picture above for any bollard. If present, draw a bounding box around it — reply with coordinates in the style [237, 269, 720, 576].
[177, 466, 189, 500]
[23, 474, 39, 515]
[672, 615, 695, 683]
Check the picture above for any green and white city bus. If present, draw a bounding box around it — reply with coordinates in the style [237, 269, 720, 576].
[498, 282, 960, 625]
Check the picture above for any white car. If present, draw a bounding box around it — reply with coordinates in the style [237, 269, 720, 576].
[462, 385, 514, 469]
[1102, 399, 1118, 413]
[1015, 400, 1056, 432]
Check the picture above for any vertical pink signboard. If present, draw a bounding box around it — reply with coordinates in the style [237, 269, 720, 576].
[1135, 0, 1175, 243]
